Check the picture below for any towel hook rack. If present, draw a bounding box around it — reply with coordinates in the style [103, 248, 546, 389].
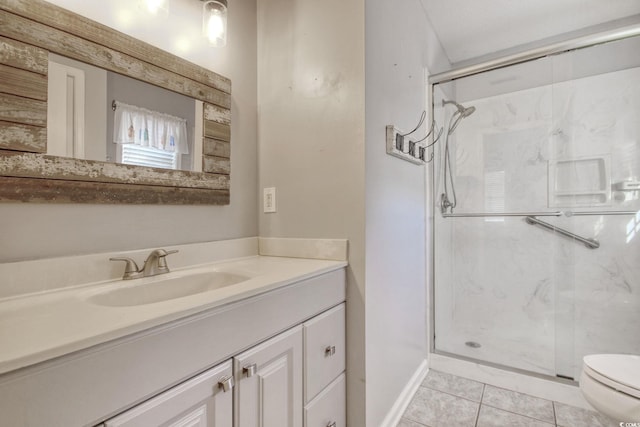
[386, 110, 443, 165]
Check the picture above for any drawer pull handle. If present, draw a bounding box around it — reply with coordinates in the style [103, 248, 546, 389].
[218, 376, 234, 392]
[327, 422, 337, 427]
[325, 345, 336, 357]
[243, 364, 257, 378]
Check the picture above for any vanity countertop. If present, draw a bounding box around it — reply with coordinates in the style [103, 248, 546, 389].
[0, 255, 347, 376]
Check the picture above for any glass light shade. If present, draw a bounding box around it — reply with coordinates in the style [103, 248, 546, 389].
[202, 0, 227, 47]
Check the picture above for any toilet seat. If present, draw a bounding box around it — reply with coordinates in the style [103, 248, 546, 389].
[583, 354, 640, 398]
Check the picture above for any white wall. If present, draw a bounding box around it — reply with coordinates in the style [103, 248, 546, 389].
[6, 0, 451, 424]
[0, 0, 257, 262]
[365, 0, 449, 425]
[256, 0, 366, 424]
[257, 0, 449, 425]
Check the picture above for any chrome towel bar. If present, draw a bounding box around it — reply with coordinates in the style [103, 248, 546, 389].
[441, 210, 637, 218]
[442, 211, 563, 218]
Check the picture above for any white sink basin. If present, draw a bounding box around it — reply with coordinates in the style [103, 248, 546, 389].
[88, 271, 249, 307]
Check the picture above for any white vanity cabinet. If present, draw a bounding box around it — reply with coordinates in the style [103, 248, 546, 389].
[0, 267, 346, 427]
[102, 361, 234, 427]
[100, 304, 345, 427]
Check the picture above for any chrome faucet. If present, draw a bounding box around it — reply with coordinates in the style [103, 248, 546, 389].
[110, 249, 178, 280]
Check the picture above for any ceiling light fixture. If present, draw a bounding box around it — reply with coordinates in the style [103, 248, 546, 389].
[202, 0, 228, 47]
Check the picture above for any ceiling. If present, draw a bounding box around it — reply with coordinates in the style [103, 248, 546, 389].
[420, 0, 640, 65]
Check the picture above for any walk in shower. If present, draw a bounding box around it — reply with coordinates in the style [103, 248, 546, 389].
[430, 31, 640, 381]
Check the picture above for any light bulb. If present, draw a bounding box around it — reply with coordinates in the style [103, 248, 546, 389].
[141, 0, 169, 16]
[206, 12, 224, 41]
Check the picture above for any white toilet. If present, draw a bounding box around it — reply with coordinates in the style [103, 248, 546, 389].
[580, 354, 640, 421]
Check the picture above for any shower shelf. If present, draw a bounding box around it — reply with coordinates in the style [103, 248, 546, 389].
[548, 156, 612, 207]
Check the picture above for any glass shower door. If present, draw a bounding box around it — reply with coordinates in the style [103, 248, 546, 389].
[433, 34, 640, 380]
[549, 35, 640, 380]
[432, 55, 570, 377]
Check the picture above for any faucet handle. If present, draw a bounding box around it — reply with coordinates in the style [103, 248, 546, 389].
[150, 249, 178, 273]
[110, 257, 140, 279]
[155, 249, 178, 266]
[149, 249, 178, 258]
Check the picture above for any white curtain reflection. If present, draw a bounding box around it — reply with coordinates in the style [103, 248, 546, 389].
[113, 101, 189, 154]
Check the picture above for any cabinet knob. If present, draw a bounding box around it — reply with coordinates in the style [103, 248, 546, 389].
[325, 345, 336, 357]
[218, 376, 234, 392]
[327, 422, 337, 427]
[243, 363, 257, 378]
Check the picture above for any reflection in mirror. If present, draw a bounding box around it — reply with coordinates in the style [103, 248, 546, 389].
[46, 53, 201, 172]
[0, 0, 231, 204]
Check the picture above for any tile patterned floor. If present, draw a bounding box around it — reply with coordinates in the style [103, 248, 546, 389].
[398, 370, 619, 427]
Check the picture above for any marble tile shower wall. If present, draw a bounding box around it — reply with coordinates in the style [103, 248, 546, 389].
[434, 67, 640, 379]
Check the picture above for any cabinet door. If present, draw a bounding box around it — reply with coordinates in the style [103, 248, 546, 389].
[104, 360, 233, 427]
[234, 325, 303, 427]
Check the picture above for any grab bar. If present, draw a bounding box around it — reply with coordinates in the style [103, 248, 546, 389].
[525, 216, 600, 249]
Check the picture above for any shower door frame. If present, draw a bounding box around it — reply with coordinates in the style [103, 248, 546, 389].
[426, 22, 640, 383]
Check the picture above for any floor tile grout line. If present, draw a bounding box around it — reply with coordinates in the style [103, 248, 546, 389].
[401, 413, 429, 427]
[552, 400, 557, 426]
[408, 382, 482, 427]
[419, 383, 484, 404]
[481, 401, 557, 425]
[482, 383, 557, 423]
[398, 417, 429, 427]
[484, 382, 554, 406]
[475, 384, 485, 427]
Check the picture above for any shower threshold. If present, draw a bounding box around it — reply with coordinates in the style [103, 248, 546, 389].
[428, 351, 594, 411]
[432, 349, 577, 386]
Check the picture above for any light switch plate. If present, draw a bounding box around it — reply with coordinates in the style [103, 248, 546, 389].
[263, 187, 276, 213]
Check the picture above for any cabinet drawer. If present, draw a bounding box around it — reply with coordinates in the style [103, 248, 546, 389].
[303, 303, 345, 403]
[104, 360, 233, 427]
[304, 373, 345, 427]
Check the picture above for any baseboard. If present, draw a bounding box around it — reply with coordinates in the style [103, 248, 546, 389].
[380, 359, 428, 427]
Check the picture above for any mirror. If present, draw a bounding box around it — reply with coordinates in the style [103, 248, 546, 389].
[47, 54, 200, 172]
[0, 0, 231, 204]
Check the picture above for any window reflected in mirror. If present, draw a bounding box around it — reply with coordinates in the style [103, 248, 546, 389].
[46, 53, 201, 172]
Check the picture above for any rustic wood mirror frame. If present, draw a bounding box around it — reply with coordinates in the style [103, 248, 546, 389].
[0, 0, 231, 204]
